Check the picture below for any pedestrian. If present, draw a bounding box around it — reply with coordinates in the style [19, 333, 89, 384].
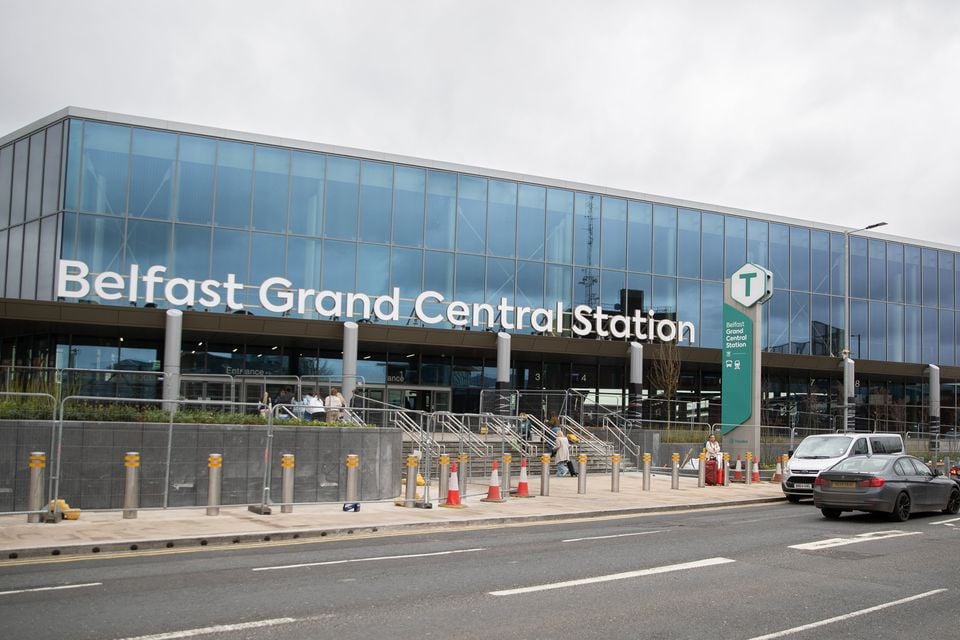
[554, 431, 574, 477]
[273, 385, 294, 406]
[517, 411, 531, 440]
[705, 433, 721, 459]
[324, 387, 345, 422]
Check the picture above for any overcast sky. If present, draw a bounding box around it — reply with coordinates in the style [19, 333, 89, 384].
[3, 1, 958, 247]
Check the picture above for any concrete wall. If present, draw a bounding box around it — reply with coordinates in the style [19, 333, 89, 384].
[0, 421, 401, 511]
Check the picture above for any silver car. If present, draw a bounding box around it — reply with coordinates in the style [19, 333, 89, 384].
[813, 454, 960, 521]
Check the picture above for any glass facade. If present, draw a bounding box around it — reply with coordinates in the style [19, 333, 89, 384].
[1, 115, 960, 373]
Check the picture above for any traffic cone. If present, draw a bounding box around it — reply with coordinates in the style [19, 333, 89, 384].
[752, 458, 760, 483]
[771, 459, 783, 483]
[511, 458, 534, 498]
[733, 456, 743, 482]
[481, 460, 506, 503]
[441, 462, 466, 508]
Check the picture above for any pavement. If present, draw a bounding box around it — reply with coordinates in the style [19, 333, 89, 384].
[0, 472, 785, 560]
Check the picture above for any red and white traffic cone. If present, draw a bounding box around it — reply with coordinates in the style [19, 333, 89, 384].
[481, 460, 506, 503]
[441, 462, 466, 508]
[752, 458, 761, 483]
[771, 459, 783, 483]
[512, 458, 534, 498]
[733, 455, 743, 482]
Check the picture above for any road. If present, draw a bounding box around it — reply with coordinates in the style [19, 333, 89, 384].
[1, 502, 958, 639]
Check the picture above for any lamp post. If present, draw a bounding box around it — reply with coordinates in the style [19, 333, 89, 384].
[842, 221, 887, 431]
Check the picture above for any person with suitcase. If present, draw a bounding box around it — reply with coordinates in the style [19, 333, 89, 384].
[705, 433, 721, 485]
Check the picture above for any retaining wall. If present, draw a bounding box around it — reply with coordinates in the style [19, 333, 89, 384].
[0, 420, 401, 511]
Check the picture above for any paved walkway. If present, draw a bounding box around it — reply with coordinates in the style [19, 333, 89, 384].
[0, 473, 784, 559]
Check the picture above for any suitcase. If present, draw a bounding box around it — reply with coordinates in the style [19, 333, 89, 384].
[705, 458, 719, 486]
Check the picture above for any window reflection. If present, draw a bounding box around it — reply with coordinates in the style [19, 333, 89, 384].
[487, 180, 516, 258]
[359, 161, 393, 243]
[252, 146, 290, 233]
[176, 136, 216, 224]
[130, 129, 176, 220]
[601, 197, 627, 270]
[545, 188, 573, 263]
[652, 205, 676, 276]
[517, 184, 545, 261]
[425, 170, 456, 250]
[677, 209, 700, 279]
[393, 166, 425, 247]
[214, 141, 253, 228]
[324, 156, 359, 240]
[725, 216, 746, 279]
[80, 123, 130, 215]
[289, 151, 325, 236]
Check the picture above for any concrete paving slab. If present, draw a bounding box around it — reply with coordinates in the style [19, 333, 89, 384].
[0, 473, 785, 559]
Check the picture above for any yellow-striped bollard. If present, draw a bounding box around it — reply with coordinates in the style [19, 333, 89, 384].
[577, 454, 588, 494]
[458, 452, 469, 494]
[403, 455, 418, 508]
[697, 452, 706, 488]
[206, 453, 223, 516]
[611, 454, 621, 493]
[281, 453, 295, 513]
[123, 452, 140, 519]
[671, 452, 680, 489]
[438, 454, 451, 505]
[344, 454, 360, 511]
[27, 452, 46, 523]
[745, 452, 754, 486]
[540, 453, 551, 496]
[642, 452, 652, 491]
[723, 452, 731, 486]
[501, 453, 513, 496]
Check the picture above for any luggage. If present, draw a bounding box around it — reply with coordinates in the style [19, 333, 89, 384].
[566, 460, 578, 476]
[705, 458, 719, 486]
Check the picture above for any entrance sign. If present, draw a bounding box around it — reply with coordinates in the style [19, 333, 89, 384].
[721, 264, 772, 461]
[56, 259, 696, 343]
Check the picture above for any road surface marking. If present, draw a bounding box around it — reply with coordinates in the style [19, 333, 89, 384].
[930, 517, 960, 526]
[252, 547, 485, 571]
[0, 582, 102, 596]
[745, 589, 948, 640]
[489, 557, 734, 596]
[563, 530, 667, 543]
[789, 530, 921, 550]
[114, 617, 299, 640]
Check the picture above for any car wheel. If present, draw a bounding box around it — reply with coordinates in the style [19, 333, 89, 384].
[889, 492, 911, 522]
[944, 489, 960, 515]
[821, 508, 841, 519]
[786, 495, 802, 503]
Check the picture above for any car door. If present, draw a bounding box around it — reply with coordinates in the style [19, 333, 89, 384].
[906, 458, 938, 508]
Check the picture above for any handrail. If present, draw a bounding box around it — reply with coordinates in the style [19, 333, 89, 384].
[559, 414, 614, 457]
[482, 414, 536, 457]
[394, 409, 445, 455]
[434, 411, 490, 457]
[602, 415, 641, 462]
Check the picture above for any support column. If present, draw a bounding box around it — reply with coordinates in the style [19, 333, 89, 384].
[843, 356, 856, 432]
[163, 309, 182, 413]
[342, 321, 359, 406]
[495, 332, 512, 415]
[927, 365, 940, 457]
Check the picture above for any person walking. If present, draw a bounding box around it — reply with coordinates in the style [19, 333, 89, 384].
[554, 431, 573, 477]
[324, 387, 345, 422]
[705, 433, 721, 459]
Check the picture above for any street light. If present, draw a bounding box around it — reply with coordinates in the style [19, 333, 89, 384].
[842, 221, 887, 430]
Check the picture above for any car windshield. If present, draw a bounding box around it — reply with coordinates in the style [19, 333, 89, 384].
[830, 457, 889, 473]
[793, 436, 853, 459]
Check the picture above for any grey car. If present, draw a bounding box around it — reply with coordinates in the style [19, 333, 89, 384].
[813, 454, 960, 521]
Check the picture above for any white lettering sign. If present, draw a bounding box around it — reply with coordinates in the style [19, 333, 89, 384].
[55, 259, 696, 344]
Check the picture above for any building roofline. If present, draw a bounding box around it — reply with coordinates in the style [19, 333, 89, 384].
[2, 106, 953, 251]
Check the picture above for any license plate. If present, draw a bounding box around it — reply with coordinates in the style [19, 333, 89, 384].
[831, 481, 856, 489]
[794, 482, 812, 489]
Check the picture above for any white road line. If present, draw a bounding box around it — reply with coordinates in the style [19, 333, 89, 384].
[489, 557, 734, 596]
[930, 516, 960, 526]
[745, 589, 948, 640]
[252, 547, 485, 571]
[114, 617, 299, 640]
[0, 582, 102, 596]
[563, 530, 667, 543]
[789, 530, 921, 550]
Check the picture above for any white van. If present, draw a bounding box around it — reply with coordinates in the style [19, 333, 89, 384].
[782, 433, 905, 502]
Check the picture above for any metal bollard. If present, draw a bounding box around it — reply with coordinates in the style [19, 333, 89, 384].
[404, 455, 418, 508]
[671, 452, 680, 489]
[458, 453, 469, 495]
[344, 454, 359, 511]
[501, 453, 512, 496]
[944, 456, 952, 477]
[438, 454, 450, 503]
[611, 454, 621, 493]
[281, 453, 295, 513]
[540, 454, 551, 496]
[642, 453, 652, 491]
[27, 452, 46, 524]
[723, 452, 730, 487]
[206, 453, 222, 516]
[577, 454, 587, 494]
[123, 452, 140, 519]
[697, 452, 706, 488]
[745, 452, 753, 486]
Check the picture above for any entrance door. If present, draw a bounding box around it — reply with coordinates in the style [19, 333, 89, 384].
[386, 387, 451, 412]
